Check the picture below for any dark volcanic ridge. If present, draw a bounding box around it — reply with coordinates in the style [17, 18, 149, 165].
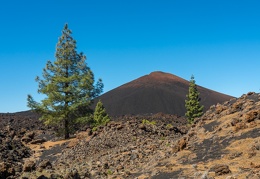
[97, 71, 234, 116]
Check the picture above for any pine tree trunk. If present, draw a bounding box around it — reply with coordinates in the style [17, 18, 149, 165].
[64, 118, 69, 139]
[64, 64, 70, 139]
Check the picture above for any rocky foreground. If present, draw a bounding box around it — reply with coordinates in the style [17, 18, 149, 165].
[0, 92, 259, 178]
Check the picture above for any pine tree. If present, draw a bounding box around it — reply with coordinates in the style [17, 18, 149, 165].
[185, 75, 204, 124]
[27, 24, 103, 139]
[93, 100, 110, 129]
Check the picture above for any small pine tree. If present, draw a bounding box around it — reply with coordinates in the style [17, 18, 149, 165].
[93, 100, 110, 129]
[185, 75, 204, 124]
[27, 24, 103, 139]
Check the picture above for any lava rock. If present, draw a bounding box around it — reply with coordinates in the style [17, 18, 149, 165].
[211, 164, 231, 176]
[30, 138, 46, 144]
[38, 159, 52, 170]
[0, 162, 15, 179]
[23, 160, 36, 172]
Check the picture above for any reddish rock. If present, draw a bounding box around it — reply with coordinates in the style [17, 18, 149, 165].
[231, 118, 240, 126]
[234, 122, 247, 132]
[245, 110, 259, 123]
[178, 138, 187, 151]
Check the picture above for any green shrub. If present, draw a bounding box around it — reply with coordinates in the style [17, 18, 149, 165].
[107, 169, 113, 175]
[166, 124, 173, 129]
[92, 126, 98, 132]
[142, 119, 156, 125]
[160, 136, 166, 140]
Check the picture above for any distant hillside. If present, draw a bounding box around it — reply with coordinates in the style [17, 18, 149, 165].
[97, 71, 234, 116]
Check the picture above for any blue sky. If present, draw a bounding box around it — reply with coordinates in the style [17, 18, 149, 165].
[0, 0, 260, 112]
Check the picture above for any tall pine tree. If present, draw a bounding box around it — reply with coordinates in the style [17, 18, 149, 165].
[185, 75, 204, 124]
[27, 24, 103, 139]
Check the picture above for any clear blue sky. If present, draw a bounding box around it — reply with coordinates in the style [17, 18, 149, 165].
[0, 0, 260, 112]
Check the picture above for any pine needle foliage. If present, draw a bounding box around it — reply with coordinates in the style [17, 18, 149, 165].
[27, 24, 103, 139]
[185, 75, 204, 124]
[92, 100, 110, 130]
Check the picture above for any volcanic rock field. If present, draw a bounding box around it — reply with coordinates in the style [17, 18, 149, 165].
[0, 72, 259, 179]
